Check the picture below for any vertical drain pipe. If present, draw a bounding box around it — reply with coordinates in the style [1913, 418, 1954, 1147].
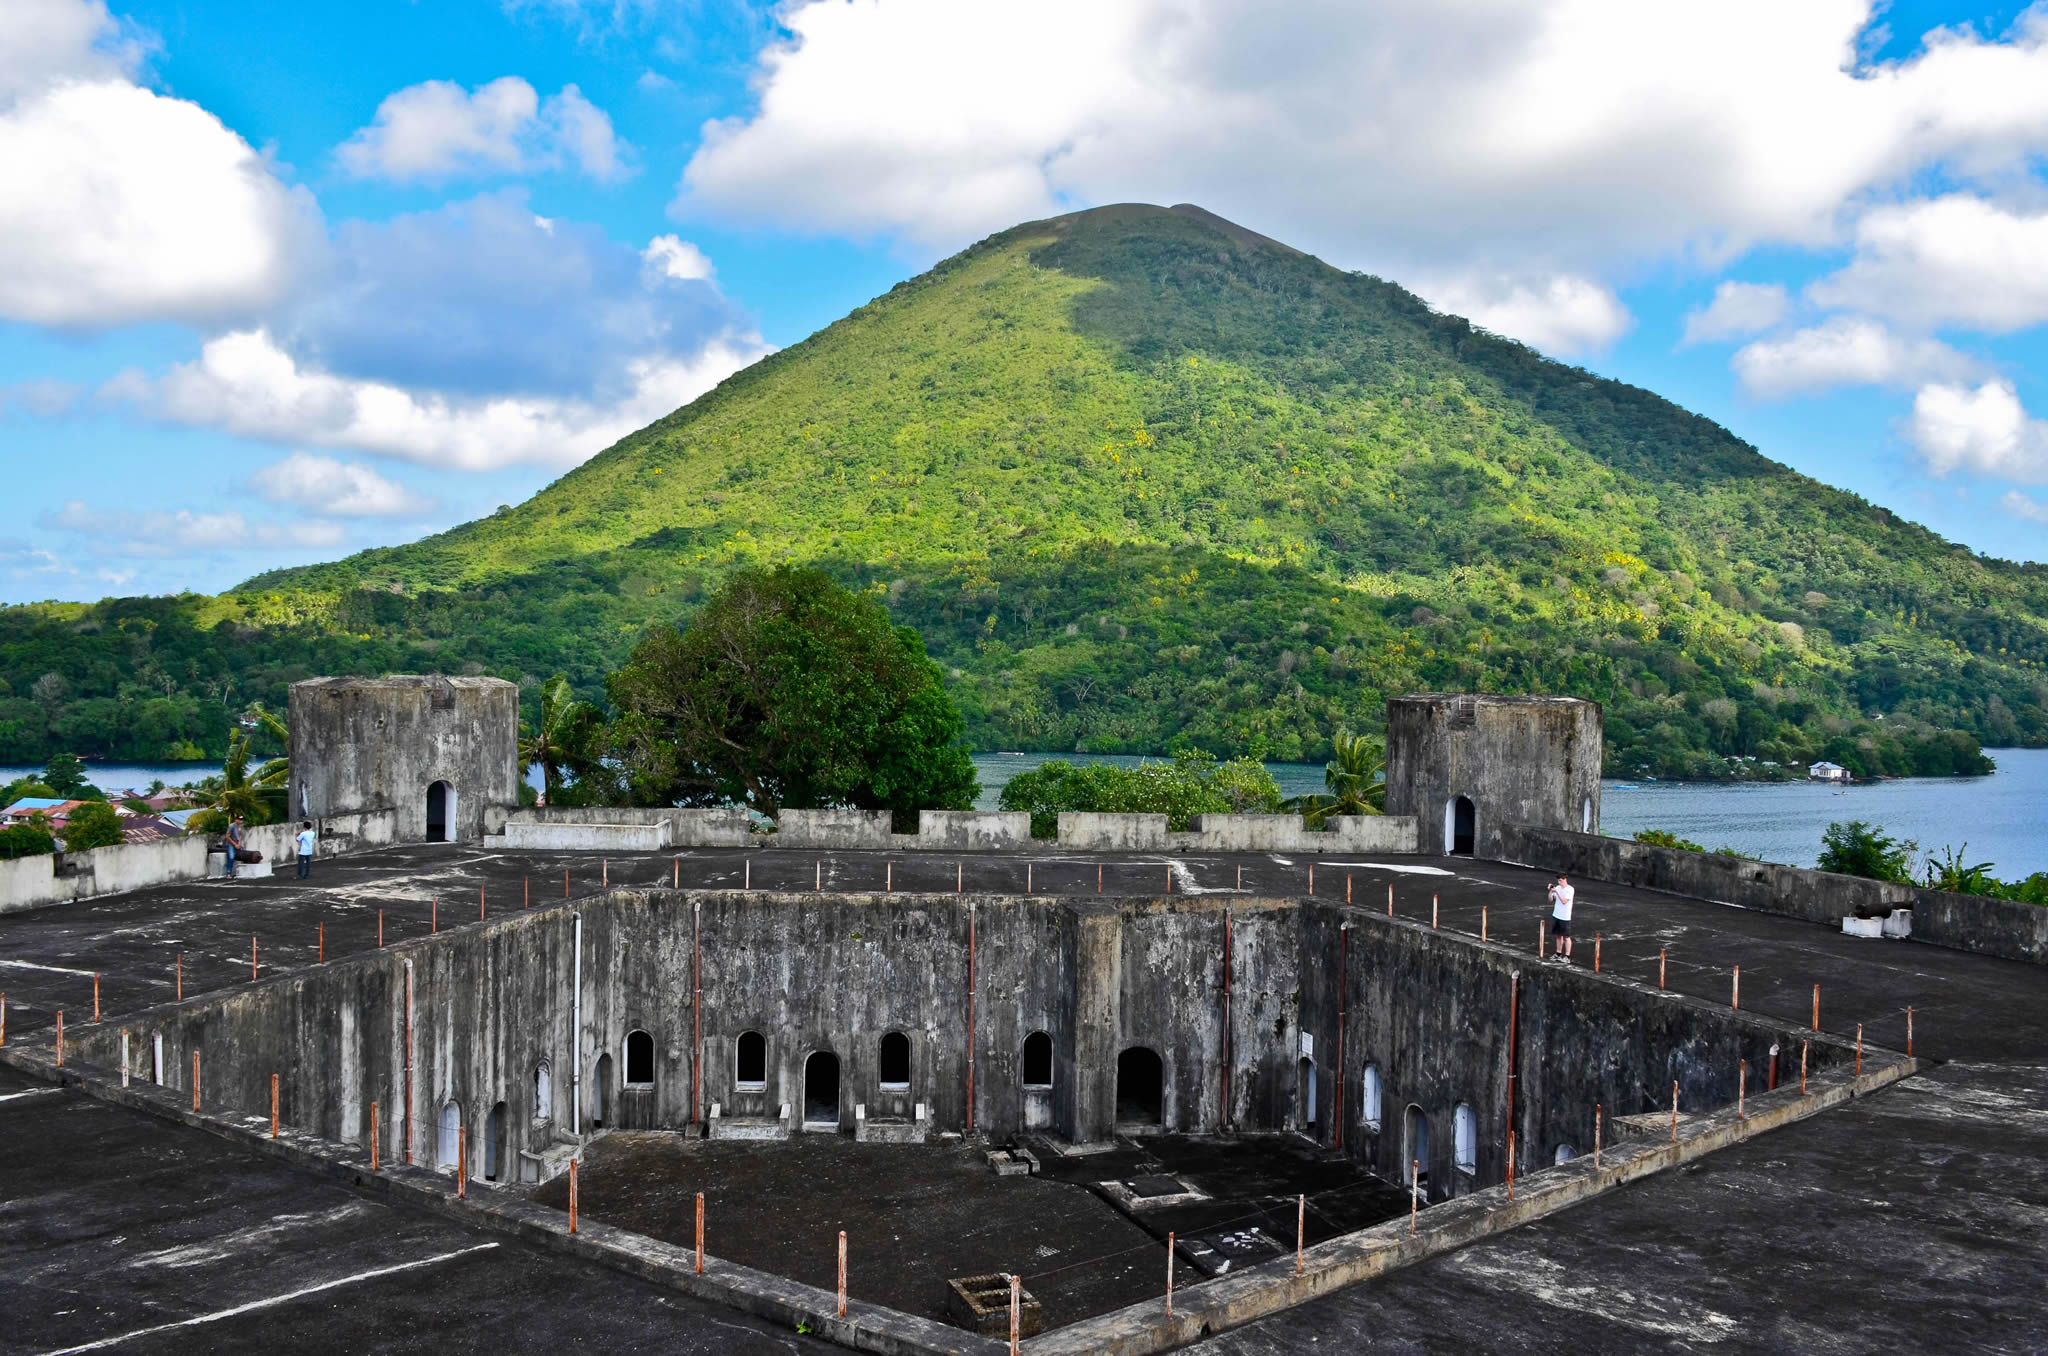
[1334, 923, 1349, 1151]
[572, 912, 583, 1138]
[966, 902, 977, 1134]
[1222, 905, 1233, 1130]
[693, 899, 703, 1129]
[403, 958, 415, 1164]
[1504, 971, 1520, 1166]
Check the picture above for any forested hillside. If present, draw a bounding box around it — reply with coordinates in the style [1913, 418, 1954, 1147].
[5, 203, 2045, 777]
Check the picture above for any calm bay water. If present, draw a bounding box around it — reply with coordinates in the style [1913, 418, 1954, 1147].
[16, 748, 2042, 879]
[969, 748, 2048, 879]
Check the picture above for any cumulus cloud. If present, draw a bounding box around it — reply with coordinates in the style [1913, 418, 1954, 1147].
[1999, 490, 2048, 523]
[1420, 273, 1631, 356]
[337, 77, 628, 182]
[1731, 317, 1981, 399]
[47, 500, 346, 557]
[0, 0, 317, 329]
[1682, 281, 1789, 344]
[1906, 380, 2048, 482]
[279, 192, 743, 400]
[0, 378, 83, 417]
[250, 453, 436, 517]
[125, 328, 765, 472]
[676, 0, 2048, 284]
[644, 234, 713, 281]
[1809, 195, 2048, 333]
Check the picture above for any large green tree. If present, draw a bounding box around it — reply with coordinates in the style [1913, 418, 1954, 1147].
[607, 566, 978, 822]
[61, 800, 123, 852]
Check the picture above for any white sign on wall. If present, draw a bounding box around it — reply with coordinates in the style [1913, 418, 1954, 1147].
[1299, 1032, 1314, 1059]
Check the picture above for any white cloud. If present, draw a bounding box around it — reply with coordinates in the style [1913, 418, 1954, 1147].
[126, 328, 767, 472]
[1682, 281, 1789, 344]
[250, 453, 436, 517]
[2000, 490, 2048, 523]
[1809, 195, 2048, 333]
[676, 0, 2048, 285]
[643, 234, 713, 281]
[0, 0, 316, 330]
[1906, 380, 2048, 482]
[337, 77, 628, 182]
[1419, 273, 1631, 356]
[1731, 316, 1981, 399]
[48, 500, 347, 557]
[0, 378, 83, 417]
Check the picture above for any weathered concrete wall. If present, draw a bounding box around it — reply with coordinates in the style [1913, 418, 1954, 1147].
[1057, 812, 1170, 851]
[1384, 694, 1603, 857]
[503, 822, 671, 852]
[1, 809, 399, 913]
[775, 809, 896, 850]
[1503, 823, 2048, 967]
[917, 811, 1031, 851]
[1169, 814, 1420, 854]
[289, 675, 520, 843]
[1293, 904, 1852, 1200]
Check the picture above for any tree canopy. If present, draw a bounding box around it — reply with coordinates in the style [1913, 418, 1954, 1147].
[997, 751, 1282, 838]
[60, 800, 123, 852]
[607, 565, 977, 823]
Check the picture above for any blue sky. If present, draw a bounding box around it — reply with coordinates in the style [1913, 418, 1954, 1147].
[4, 0, 2048, 603]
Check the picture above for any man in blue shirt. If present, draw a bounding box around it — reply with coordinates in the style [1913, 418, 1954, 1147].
[295, 820, 316, 878]
[224, 816, 245, 879]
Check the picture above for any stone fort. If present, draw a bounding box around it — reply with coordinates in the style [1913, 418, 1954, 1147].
[1, 675, 2041, 1354]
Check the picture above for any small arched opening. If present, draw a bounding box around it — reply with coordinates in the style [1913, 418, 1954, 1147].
[483, 1101, 506, 1182]
[592, 1052, 612, 1128]
[1022, 1031, 1053, 1088]
[1446, 796, 1475, 855]
[1116, 1047, 1164, 1125]
[1361, 1063, 1382, 1131]
[1454, 1102, 1477, 1175]
[436, 1099, 462, 1171]
[1298, 1056, 1318, 1131]
[426, 780, 454, 842]
[532, 1062, 552, 1122]
[735, 1031, 766, 1090]
[1581, 796, 1594, 833]
[1403, 1104, 1430, 1193]
[878, 1031, 911, 1090]
[626, 1030, 655, 1087]
[804, 1050, 841, 1125]
[1555, 1144, 1578, 1166]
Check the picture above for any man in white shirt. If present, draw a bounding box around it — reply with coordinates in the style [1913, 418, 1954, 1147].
[295, 820, 317, 879]
[1547, 874, 1575, 963]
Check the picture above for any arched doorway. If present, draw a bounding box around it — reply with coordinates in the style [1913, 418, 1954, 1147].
[1445, 796, 1475, 855]
[1021, 1030, 1054, 1131]
[436, 1099, 462, 1171]
[1403, 1103, 1430, 1194]
[592, 1053, 612, 1128]
[1116, 1047, 1163, 1125]
[804, 1050, 840, 1127]
[426, 780, 454, 842]
[1298, 1056, 1318, 1132]
[483, 1101, 505, 1182]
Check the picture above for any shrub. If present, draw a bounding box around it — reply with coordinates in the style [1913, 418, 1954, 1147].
[1634, 828, 1706, 852]
[1816, 820, 1916, 883]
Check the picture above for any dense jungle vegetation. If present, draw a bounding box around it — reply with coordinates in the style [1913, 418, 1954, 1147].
[3, 203, 2043, 778]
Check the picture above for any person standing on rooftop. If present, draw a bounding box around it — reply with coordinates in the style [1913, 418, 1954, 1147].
[1547, 874, 1575, 964]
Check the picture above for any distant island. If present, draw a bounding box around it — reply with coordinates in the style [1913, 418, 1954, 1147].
[0, 204, 2028, 781]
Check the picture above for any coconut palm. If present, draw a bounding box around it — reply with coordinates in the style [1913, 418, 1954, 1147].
[195, 704, 289, 828]
[520, 677, 599, 804]
[1289, 730, 1386, 826]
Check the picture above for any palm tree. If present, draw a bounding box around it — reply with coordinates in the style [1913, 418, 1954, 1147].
[199, 704, 289, 827]
[1289, 730, 1387, 826]
[521, 677, 597, 804]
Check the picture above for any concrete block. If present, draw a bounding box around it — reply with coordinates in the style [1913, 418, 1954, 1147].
[1057, 812, 1169, 851]
[1882, 908, 1914, 939]
[916, 810, 1031, 851]
[1187, 814, 1312, 852]
[776, 808, 895, 850]
[501, 820, 671, 851]
[1841, 915, 1884, 939]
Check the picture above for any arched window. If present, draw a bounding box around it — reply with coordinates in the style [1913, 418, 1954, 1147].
[625, 1030, 654, 1086]
[1022, 1031, 1053, 1088]
[1581, 797, 1593, 833]
[532, 1062, 552, 1121]
[879, 1031, 911, 1089]
[735, 1031, 766, 1090]
[1404, 1104, 1430, 1190]
[1361, 1063, 1382, 1130]
[437, 1099, 462, 1169]
[1555, 1143, 1577, 1165]
[1454, 1102, 1477, 1174]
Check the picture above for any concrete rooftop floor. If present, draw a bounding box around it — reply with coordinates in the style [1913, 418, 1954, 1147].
[2, 839, 2044, 1352]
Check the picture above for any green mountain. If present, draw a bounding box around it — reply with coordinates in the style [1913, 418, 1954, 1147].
[6, 202, 2046, 778]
